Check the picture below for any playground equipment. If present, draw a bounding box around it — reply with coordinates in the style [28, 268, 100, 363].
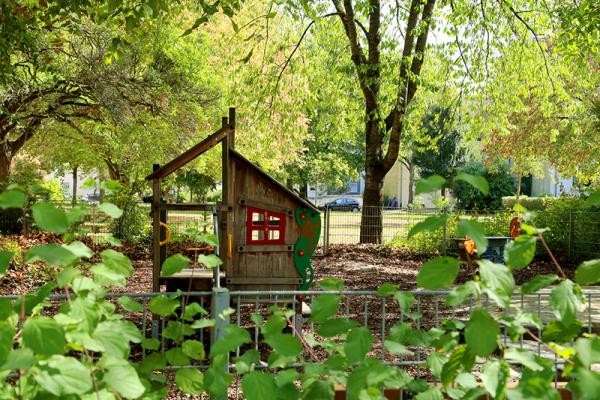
[145, 108, 321, 293]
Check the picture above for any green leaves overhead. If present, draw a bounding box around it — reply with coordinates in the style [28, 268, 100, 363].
[454, 172, 489, 195]
[417, 257, 461, 290]
[415, 175, 446, 195]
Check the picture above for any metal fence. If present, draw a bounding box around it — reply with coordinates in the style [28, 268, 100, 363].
[318, 206, 600, 263]
[4, 288, 599, 398]
[2, 203, 599, 262]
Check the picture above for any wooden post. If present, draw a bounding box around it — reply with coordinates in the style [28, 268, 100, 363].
[221, 117, 231, 286]
[152, 164, 161, 293]
[228, 107, 236, 149]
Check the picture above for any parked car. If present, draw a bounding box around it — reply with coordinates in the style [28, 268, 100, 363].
[320, 198, 361, 212]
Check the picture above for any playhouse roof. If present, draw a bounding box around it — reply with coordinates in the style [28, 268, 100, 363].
[229, 149, 319, 212]
[145, 126, 318, 212]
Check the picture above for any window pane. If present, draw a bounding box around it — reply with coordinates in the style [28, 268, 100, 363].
[251, 230, 265, 241]
[268, 230, 280, 240]
[269, 216, 280, 226]
[252, 212, 265, 225]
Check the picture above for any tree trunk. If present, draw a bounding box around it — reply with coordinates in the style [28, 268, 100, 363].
[0, 151, 11, 185]
[441, 186, 446, 198]
[299, 181, 308, 200]
[359, 119, 385, 243]
[71, 166, 78, 206]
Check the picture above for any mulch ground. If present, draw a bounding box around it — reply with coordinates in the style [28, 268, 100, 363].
[0, 235, 570, 295]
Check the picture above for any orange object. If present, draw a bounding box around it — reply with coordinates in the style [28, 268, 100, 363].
[464, 237, 477, 256]
[510, 217, 521, 238]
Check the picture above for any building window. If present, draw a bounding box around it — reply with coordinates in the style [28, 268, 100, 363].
[246, 207, 286, 245]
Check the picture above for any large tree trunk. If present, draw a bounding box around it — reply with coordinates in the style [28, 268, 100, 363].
[359, 118, 385, 243]
[71, 166, 78, 206]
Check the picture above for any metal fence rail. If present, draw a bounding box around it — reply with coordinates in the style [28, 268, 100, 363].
[4, 288, 599, 398]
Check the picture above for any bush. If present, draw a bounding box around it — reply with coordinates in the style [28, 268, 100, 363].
[502, 195, 553, 210]
[453, 161, 516, 211]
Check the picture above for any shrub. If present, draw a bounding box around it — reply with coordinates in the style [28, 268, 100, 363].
[502, 195, 553, 210]
[453, 161, 516, 211]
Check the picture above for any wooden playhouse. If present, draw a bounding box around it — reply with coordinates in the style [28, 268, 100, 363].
[145, 108, 321, 293]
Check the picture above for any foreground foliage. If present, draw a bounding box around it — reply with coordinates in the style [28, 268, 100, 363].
[0, 178, 599, 398]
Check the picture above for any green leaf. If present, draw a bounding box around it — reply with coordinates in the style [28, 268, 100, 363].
[0, 322, 15, 366]
[23, 316, 66, 356]
[575, 337, 600, 368]
[57, 267, 81, 288]
[504, 348, 543, 371]
[415, 175, 446, 195]
[209, 325, 251, 356]
[478, 260, 515, 307]
[376, 283, 398, 296]
[34, 355, 92, 396]
[550, 280, 585, 325]
[0, 348, 35, 371]
[454, 172, 489, 195]
[310, 294, 340, 323]
[317, 317, 357, 337]
[521, 274, 559, 294]
[465, 309, 499, 356]
[26, 243, 78, 266]
[32, 203, 69, 233]
[408, 214, 449, 238]
[166, 348, 190, 366]
[505, 235, 537, 270]
[0, 190, 25, 209]
[100, 356, 145, 398]
[175, 368, 204, 395]
[417, 257, 461, 290]
[394, 291, 415, 314]
[93, 320, 141, 357]
[91, 249, 133, 286]
[0, 251, 12, 278]
[446, 281, 480, 306]
[416, 387, 444, 400]
[183, 302, 208, 320]
[148, 295, 180, 316]
[542, 320, 582, 343]
[182, 340, 205, 360]
[81, 177, 96, 189]
[161, 254, 190, 277]
[441, 345, 470, 386]
[345, 327, 372, 363]
[14, 282, 55, 315]
[100, 180, 123, 193]
[141, 338, 160, 351]
[242, 372, 277, 400]
[118, 296, 144, 312]
[198, 254, 223, 268]
[457, 219, 488, 255]
[319, 277, 344, 291]
[264, 333, 302, 357]
[97, 202, 123, 218]
[575, 259, 600, 285]
[64, 241, 93, 258]
[568, 369, 600, 400]
[234, 349, 260, 374]
[584, 191, 600, 207]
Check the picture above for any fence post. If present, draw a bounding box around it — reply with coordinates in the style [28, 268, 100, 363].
[210, 287, 230, 400]
[324, 207, 330, 255]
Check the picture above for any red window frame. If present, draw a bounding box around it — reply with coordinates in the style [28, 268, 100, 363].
[245, 206, 286, 245]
